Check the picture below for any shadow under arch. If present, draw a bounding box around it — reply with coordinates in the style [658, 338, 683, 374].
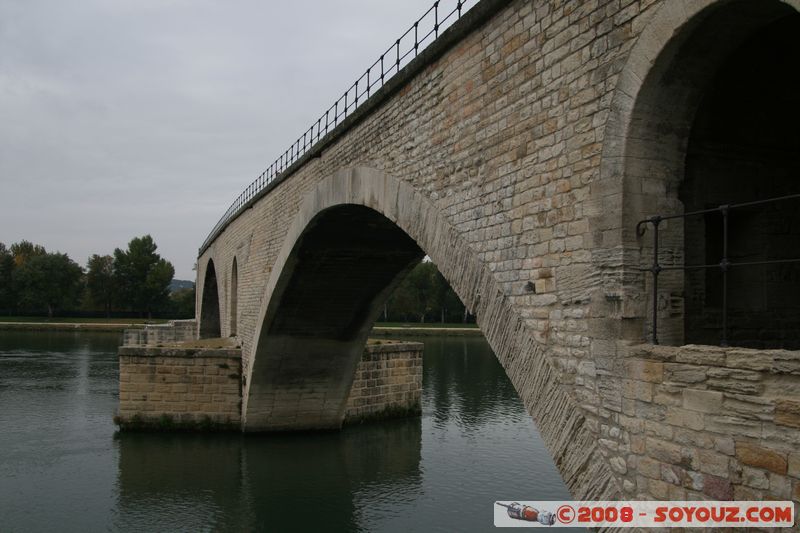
[230, 257, 238, 337]
[600, 0, 800, 345]
[199, 258, 221, 339]
[243, 166, 618, 500]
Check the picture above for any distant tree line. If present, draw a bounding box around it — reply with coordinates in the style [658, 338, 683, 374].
[379, 260, 474, 324]
[0, 235, 194, 319]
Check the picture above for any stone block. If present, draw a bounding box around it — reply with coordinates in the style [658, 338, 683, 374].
[666, 407, 704, 431]
[706, 415, 762, 439]
[646, 438, 681, 465]
[742, 467, 769, 490]
[734, 484, 763, 501]
[769, 473, 792, 499]
[682, 389, 723, 413]
[726, 350, 774, 371]
[623, 379, 652, 401]
[775, 400, 800, 429]
[626, 358, 664, 383]
[697, 450, 729, 477]
[676, 345, 726, 366]
[735, 442, 787, 474]
[665, 364, 707, 385]
[702, 474, 733, 500]
[789, 453, 800, 479]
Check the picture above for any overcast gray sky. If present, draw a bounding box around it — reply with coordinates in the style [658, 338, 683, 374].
[0, 0, 455, 279]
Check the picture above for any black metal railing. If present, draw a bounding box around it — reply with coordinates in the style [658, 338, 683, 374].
[636, 193, 800, 346]
[199, 0, 474, 253]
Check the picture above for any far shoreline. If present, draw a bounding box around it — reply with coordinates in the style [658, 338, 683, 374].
[0, 320, 483, 336]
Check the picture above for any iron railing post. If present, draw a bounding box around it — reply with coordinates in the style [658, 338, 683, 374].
[199, 0, 478, 255]
[720, 205, 730, 347]
[651, 216, 662, 345]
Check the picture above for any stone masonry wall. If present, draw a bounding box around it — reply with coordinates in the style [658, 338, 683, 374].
[118, 345, 242, 429]
[118, 340, 422, 430]
[619, 343, 800, 510]
[344, 342, 423, 424]
[195, 0, 800, 502]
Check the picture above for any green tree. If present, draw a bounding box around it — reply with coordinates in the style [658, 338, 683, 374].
[113, 235, 175, 318]
[0, 243, 15, 313]
[169, 287, 196, 319]
[87, 254, 115, 317]
[13, 252, 83, 318]
[388, 261, 438, 322]
[10, 240, 46, 267]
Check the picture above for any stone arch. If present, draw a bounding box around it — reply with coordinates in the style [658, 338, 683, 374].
[230, 257, 238, 337]
[243, 166, 618, 500]
[601, 0, 800, 345]
[199, 258, 221, 339]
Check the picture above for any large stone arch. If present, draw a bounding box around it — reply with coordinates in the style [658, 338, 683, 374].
[600, 0, 800, 345]
[199, 258, 221, 339]
[243, 166, 618, 500]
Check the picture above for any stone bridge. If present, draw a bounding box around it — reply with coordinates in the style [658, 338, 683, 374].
[194, 0, 800, 505]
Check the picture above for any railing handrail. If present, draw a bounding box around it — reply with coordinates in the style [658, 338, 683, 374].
[636, 193, 800, 346]
[198, 0, 476, 255]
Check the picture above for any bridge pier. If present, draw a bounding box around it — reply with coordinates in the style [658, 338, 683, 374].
[117, 322, 422, 431]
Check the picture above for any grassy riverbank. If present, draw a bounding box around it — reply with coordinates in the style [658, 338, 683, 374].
[0, 316, 170, 332]
[371, 322, 482, 336]
[0, 318, 482, 336]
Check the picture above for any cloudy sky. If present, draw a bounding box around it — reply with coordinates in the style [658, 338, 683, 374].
[0, 0, 458, 279]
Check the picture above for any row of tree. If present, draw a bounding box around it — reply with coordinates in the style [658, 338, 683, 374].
[380, 260, 474, 324]
[0, 236, 194, 319]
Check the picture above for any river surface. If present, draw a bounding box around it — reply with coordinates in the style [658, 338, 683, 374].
[0, 331, 582, 532]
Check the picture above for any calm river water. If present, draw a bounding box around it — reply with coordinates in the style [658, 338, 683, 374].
[0, 331, 581, 532]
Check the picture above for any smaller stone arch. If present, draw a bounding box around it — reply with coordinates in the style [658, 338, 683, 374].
[230, 257, 238, 337]
[601, 0, 800, 345]
[199, 258, 221, 339]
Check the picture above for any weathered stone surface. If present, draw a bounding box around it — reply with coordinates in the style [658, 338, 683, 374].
[742, 467, 769, 490]
[344, 342, 423, 424]
[677, 345, 726, 366]
[187, 0, 800, 504]
[789, 453, 800, 479]
[697, 450, 729, 478]
[727, 350, 774, 371]
[665, 407, 704, 431]
[626, 359, 664, 383]
[775, 400, 800, 429]
[665, 364, 708, 385]
[119, 333, 423, 429]
[735, 442, 788, 475]
[682, 389, 723, 413]
[706, 416, 762, 439]
[703, 474, 733, 500]
[769, 473, 792, 499]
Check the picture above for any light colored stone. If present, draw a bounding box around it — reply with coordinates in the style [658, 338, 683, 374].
[775, 400, 800, 429]
[683, 389, 722, 413]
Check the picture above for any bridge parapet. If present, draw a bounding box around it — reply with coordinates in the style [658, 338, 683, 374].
[122, 319, 198, 347]
[613, 343, 800, 502]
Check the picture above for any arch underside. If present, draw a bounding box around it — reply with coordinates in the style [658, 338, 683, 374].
[230, 258, 238, 337]
[610, 0, 800, 346]
[245, 204, 424, 431]
[199, 259, 221, 339]
[242, 167, 619, 501]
